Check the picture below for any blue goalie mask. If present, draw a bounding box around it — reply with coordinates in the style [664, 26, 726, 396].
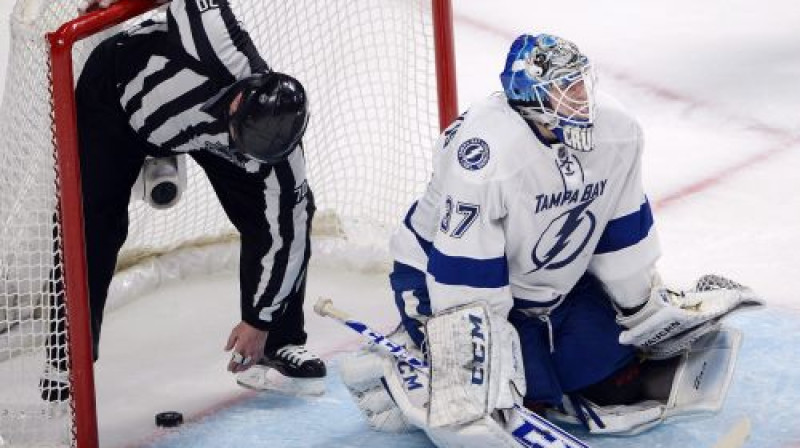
[500, 34, 596, 151]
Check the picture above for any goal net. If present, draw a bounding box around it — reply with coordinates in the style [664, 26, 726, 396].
[0, 0, 455, 446]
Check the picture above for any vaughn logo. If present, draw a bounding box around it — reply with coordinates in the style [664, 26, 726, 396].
[528, 199, 596, 273]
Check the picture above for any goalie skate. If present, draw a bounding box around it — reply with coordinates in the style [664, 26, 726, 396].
[235, 345, 326, 396]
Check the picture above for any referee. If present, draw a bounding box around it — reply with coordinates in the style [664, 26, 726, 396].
[41, 0, 325, 402]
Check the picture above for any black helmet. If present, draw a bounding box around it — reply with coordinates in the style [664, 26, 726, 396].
[202, 72, 309, 164]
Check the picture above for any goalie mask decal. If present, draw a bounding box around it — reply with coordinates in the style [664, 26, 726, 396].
[501, 33, 596, 152]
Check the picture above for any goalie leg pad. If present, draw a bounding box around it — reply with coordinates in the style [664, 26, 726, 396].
[662, 326, 742, 417]
[548, 326, 743, 435]
[425, 405, 591, 448]
[425, 303, 526, 428]
[424, 413, 520, 448]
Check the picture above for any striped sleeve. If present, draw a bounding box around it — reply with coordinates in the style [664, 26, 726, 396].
[167, 0, 268, 84]
[240, 147, 312, 329]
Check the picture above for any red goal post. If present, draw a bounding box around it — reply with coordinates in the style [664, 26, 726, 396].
[1, 0, 457, 447]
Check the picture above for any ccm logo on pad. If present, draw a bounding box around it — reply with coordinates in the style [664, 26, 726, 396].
[469, 314, 487, 385]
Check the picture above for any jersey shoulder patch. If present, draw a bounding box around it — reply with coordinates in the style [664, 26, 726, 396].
[439, 95, 537, 183]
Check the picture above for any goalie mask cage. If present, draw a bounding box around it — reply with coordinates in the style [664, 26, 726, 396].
[0, 0, 457, 446]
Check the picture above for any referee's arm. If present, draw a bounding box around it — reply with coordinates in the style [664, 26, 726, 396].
[167, 0, 269, 85]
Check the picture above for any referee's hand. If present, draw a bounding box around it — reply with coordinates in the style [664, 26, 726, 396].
[225, 321, 268, 373]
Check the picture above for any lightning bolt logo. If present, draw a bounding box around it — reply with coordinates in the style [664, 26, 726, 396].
[463, 146, 483, 162]
[458, 138, 491, 171]
[528, 199, 596, 273]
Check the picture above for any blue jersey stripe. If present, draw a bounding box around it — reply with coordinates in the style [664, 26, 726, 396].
[389, 262, 430, 348]
[595, 199, 654, 254]
[404, 202, 434, 255]
[428, 247, 509, 288]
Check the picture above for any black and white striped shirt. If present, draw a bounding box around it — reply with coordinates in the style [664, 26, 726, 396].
[107, 0, 311, 330]
[118, 0, 267, 166]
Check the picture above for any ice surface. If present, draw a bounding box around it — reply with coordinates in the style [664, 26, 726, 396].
[140, 309, 798, 448]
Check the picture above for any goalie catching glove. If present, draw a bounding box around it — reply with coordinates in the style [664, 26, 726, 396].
[617, 274, 764, 359]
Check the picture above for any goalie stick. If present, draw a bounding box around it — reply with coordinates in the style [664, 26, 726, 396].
[314, 297, 591, 448]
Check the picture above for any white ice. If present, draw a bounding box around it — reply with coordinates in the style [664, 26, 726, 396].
[1, 0, 799, 447]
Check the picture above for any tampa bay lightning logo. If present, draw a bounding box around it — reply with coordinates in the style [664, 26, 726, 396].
[458, 138, 490, 170]
[528, 199, 596, 273]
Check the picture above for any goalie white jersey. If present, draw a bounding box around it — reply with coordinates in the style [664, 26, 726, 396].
[391, 92, 660, 317]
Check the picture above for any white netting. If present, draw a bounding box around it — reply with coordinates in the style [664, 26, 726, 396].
[0, 0, 442, 446]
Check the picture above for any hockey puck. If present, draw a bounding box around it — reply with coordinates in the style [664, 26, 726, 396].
[155, 411, 184, 428]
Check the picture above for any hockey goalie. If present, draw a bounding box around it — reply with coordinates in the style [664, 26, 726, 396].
[338, 32, 764, 447]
